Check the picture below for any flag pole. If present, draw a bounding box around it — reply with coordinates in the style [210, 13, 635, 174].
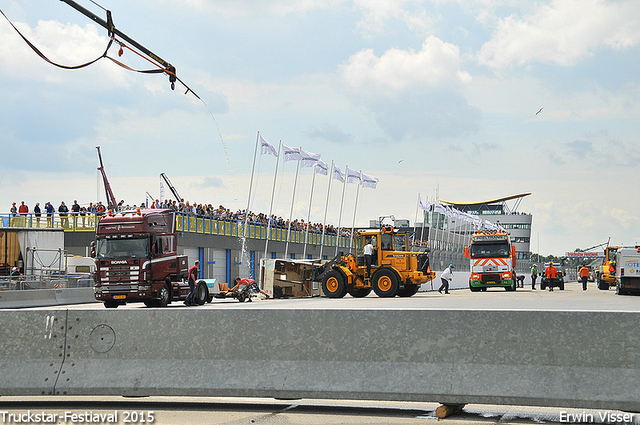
[319, 160, 334, 259]
[349, 171, 361, 254]
[302, 164, 318, 259]
[240, 131, 261, 274]
[335, 165, 348, 256]
[284, 149, 301, 258]
[264, 141, 282, 259]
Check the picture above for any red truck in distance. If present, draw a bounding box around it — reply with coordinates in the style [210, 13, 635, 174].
[92, 209, 208, 308]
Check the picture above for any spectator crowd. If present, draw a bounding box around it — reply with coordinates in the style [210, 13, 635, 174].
[8, 199, 353, 237]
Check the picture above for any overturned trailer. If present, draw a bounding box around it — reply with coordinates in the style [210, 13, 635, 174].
[260, 258, 324, 298]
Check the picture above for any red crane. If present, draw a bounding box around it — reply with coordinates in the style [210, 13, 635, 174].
[96, 146, 117, 209]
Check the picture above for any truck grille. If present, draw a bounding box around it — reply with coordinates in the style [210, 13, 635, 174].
[482, 274, 501, 284]
[102, 265, 140, 283]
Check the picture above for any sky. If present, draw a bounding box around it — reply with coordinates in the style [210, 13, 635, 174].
[1, 0, 639, 257]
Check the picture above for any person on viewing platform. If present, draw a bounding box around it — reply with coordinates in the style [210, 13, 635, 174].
[58, 201, 69, 228]
[34, 202, 41, 227]
[45, 202, 54, 227]
[438, 264, 454, 294]
[18, 201, 28, 215]
[72, 200, 80, 228]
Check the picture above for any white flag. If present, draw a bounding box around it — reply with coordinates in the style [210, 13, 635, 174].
[333, 165, 345, 183]
[282, 144, 301, 162]
[160, 181, 165, 202]
[361, 172, 379, 189]
[419, 196, 431, 211]
[260, 135, 278, 157]
[485, 219, 498, 230]
[346, 168, 361, 184]
[300, 149, 321, 168]
[315, 159, 328, 175]
[434, 203, 446, 215]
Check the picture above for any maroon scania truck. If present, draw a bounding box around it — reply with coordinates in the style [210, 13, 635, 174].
[92, 209, 207, 308]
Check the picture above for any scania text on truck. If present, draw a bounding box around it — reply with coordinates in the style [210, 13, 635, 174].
[92, 209, 209, 308]
[465, 230, 517, 292]
[314, 226, 435, 298]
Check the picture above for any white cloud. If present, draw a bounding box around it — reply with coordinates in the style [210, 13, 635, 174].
[340, 35, 471, 97]
[167, 0, 343, 17]
[477, 0, 640, 69]
[0, 18, 129, 87]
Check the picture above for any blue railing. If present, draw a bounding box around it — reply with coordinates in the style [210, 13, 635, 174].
[0, 212, 352, 249]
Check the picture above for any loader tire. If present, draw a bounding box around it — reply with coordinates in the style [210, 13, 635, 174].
[322, 270, 347, 298]
[372, 269, 398, 298]
[347, 285, 372, 298]
[396, 284, 419, 297]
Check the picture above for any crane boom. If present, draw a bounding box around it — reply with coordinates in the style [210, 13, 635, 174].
[160, 173, 182, 202]
[96, 146, 117, 209]
[59, 0, 177, 89]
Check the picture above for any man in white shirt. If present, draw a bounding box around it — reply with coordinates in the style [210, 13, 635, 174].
[364, 238, 375, 278]
[438, 264, 454, 294]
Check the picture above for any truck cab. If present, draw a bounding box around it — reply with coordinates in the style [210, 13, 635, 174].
[93, 209, 206, 308]
[465, 231, 517, 292]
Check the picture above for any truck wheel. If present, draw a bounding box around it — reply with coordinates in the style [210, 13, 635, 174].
[372, 270, 398, 297]
[104, 301, 119, 308]
[396, 284, 419, 297]
[347, 286, 372, 298]
[157, 283, 170, 307]
[469, 283, 481, 292]
[322, 270, 347, 298]
[196, 280, 208, 305]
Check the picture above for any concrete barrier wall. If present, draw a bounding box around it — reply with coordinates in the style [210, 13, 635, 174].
[0, 309, 638, 411]
[0, 288, 96, 309]
[0, 311, 67, 395]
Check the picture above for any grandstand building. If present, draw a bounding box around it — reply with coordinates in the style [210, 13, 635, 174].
[419, 193, 533, 272]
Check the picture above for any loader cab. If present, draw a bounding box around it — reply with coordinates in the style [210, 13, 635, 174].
[356, 233, 379, 268]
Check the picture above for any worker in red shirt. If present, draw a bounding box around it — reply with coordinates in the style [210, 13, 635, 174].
[579, 265, 590, 291]
[18, 201, 28, 215]
[228, 277, 270, 299]
[545, 263, 557, 292]
[184, 260, 199, 306]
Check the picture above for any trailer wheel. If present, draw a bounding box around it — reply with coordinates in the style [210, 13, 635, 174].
[396, 284, 419, 297]
[322, 270, 347, 298]
[157, 283, 170, 307]
[196, 280, 208, 305]
[372, 270, 398, 297]
[347, 286, 371, 298]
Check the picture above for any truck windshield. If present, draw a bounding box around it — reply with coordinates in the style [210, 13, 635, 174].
[470, 242, 511, 258]
[96, 238, 149, 260]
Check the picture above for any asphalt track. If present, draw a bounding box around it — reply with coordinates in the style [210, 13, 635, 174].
[30, 280, 640, 312]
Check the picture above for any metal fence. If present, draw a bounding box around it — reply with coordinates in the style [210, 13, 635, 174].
[0, 274, 94, 291]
